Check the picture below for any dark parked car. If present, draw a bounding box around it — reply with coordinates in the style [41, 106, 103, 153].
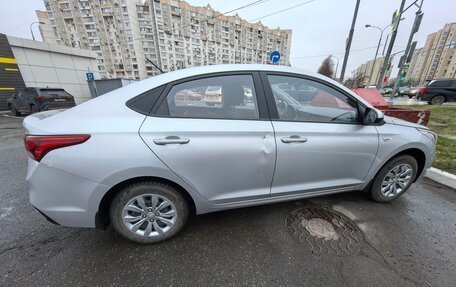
[418, 78, 456, 105]
[7, 87, 76, 115]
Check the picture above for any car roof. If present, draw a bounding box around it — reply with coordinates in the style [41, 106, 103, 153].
[431, 78, 455, 82]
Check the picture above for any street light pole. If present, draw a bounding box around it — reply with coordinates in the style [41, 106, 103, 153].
[339, 0, 361, 82]
[365, 25, 384, 85]
[365, 23, 397, 85]
[30, 22, 45, 41]
[330, 55, 343, 81]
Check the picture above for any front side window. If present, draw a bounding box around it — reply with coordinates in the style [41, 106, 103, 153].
[267, 75, 359, 123]
[159, 75, 259, 120]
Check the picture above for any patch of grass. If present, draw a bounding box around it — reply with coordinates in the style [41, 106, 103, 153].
[396, 105, 456, 135]
[435, 137, 456, 174]
[396, 105, 456, 174]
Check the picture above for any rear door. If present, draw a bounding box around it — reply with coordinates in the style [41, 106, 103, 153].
[261, 73, 379, 195]
[139, 72, 276, 204]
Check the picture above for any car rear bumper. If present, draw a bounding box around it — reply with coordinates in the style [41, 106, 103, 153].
[39, 102, 76, 111]
[27, 158, 111, 228]
[204, 97, 222, 104]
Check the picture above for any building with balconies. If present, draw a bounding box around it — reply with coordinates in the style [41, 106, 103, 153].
[38, 0, 292, 80]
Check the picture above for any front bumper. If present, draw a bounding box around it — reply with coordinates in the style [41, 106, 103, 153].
[27, 159, 111, 228]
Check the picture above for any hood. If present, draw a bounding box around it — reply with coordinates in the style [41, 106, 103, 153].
[384, 115, 427, 129]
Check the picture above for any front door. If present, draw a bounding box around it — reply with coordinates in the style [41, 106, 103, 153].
[262, 73, 379, 195]
[140, 73, 276, 203]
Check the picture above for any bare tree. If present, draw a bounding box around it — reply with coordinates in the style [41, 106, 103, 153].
[343, 71, 366, 88]
[317, 56, 335, 78]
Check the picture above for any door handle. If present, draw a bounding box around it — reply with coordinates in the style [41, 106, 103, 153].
[281, 136, 308, 143]
[153, 136, 190, 145]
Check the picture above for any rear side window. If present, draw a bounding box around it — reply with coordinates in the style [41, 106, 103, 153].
[430, 80, 451, 87]
[157, 75, 260, 120]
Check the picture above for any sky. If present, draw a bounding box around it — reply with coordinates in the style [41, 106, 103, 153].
[0, 0, 455, 78]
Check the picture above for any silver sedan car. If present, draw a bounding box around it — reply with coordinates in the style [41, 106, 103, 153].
[24, 64, 436, 244]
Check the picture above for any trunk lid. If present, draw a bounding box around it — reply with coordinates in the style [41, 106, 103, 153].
[23, 109, 66, 134]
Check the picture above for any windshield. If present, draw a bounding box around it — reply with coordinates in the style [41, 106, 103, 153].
[206, 86, 221, 91]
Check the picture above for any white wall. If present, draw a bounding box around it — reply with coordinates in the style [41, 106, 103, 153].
[7, 36, 100, 104]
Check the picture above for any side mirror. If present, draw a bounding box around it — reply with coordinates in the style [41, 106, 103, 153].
[363, 107, 384, 125]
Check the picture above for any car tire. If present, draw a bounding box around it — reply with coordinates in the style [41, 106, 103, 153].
[110, 181, 189, 244]
[369, 155, 418, 203]
[9, 105, 20, 116]
[428, 95, 445, 105]
[408, 95, 413, 99]
[30, 104, 39, 113]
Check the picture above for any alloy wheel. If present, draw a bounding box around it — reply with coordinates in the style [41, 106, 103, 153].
[121, 193, 177, 238]
[430, 95, 445, 105]
[381, 164, 413, 197]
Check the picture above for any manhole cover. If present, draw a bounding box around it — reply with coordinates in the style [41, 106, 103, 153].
[286, 207, 363, 256]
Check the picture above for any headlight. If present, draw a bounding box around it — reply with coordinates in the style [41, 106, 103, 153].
[417, 128, 437, 143]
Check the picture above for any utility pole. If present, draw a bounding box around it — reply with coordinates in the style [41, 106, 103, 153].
[391, 0, 424, 101]
[339, 0, 361, 82]
[376, 0, 407, 89]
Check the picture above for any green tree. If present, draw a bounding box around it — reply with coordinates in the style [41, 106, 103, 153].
[343, 71, 367, 88]
[317, 56, 335, 78]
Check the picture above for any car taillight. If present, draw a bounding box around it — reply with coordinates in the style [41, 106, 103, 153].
[419, 86, 426, 96]
[36, 95, 52, 101]
[216, 93, 222, 97]
[204, 93, 208, 97]
[24, 135, 90, 162]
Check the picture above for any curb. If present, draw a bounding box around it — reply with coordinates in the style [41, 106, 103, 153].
[425, 167, 456, 190]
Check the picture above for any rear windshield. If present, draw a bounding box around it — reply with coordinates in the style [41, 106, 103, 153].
[39, 89, 71, 97]
[206, 86, 221, 91]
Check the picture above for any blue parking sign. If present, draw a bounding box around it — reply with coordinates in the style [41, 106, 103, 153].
[86, 72, 94, 81]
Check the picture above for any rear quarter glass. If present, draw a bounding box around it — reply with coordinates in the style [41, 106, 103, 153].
[126, 85, 166, 115]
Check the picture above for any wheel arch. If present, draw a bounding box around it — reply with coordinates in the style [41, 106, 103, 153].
[395, 148, 427, 182]
[95, 176, 197, 229]
[376, 148, 427, 183]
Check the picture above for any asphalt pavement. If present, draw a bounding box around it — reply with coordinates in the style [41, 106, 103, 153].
[1, 113, 456, 286]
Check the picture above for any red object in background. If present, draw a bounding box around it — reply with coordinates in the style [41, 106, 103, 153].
[310, 92, 352, 109]
[351, 88, 389, 109]
[383, 76, 388, 83]
[350, 88, 430, 126]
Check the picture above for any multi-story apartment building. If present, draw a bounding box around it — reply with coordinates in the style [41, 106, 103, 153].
[406, 22, 456, 84]
[38, 0, 292, 80]
[405, 47, 424, 85]
[355, 57, 388, 86]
